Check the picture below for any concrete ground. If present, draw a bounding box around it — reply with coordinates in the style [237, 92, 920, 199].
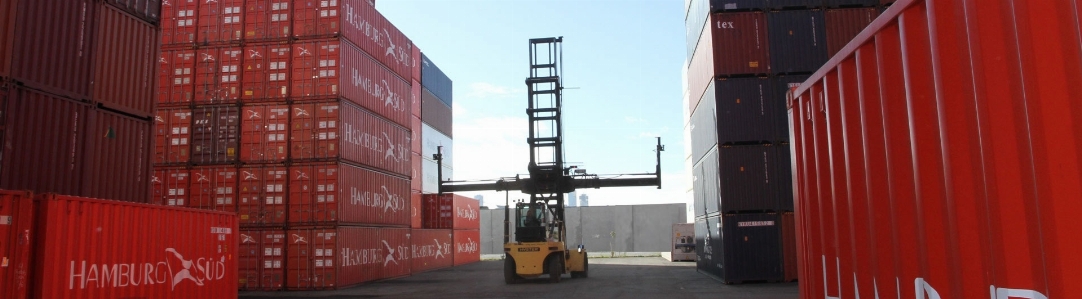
[240, 257, 799, 299]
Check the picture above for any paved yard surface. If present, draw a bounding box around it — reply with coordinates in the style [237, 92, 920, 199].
[241, 257, 799, 299]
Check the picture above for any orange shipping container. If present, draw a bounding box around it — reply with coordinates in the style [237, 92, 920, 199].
[452, 230, 480, 266]
[411, 229, 453, 274]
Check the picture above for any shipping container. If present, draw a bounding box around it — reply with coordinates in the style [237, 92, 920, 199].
[421, 122, 453, 165]
[104, 0, 162, 24]
[824, 8, 877, 58]
[692, 157, 707, 218]
[11, 0, 97, 100]
[684, 0, 709, 60]
[687, 20, 713, 108]
[238, 164, 288, 226]
[787, 0, 1082, 297]
[710, 0, 767, 12]
[241, 43, 292, 102]
[696, 147, 720, 216]
[161, 0, 198, 45]
[158, 48, 196, 106]
[240, 103, 290, 163]
[244, 0, 293, 41]
[421, 158, 453, 194]
[411, 229, 453, 273]
[711, 12, 770, 77]
[770, 75, 808, 143]
[93, 4, 160, 117]
[704, 214, 783, 283]
[411, 115, 422, 153]
[688, 81, 716, 164]
[420, 53, 452, 107]
[293, 0, 414, 81]
[694, 217, 710, 272]
[194, 47, 243, 104]
[714, 77, 775, 144]
[717, 145, 784, 213]
[411, 46, 421, 81]
[672, 223, 696, 262]
[772, 146, 793, 212]
[33, 194, 238, 298]
[0, 87, 89, 196]
[411, 153, 422, 191]
[190, 165, 239, 212]
[421, 194, 479, 230]
[769, 0, 820, 9]
[239, 228, 285, 291]
[286, 227, 411, 290]
[153, 166, 189, 206]
[155, 107, 192, 164]
[421, 87, 453, 137]
[192, 105, 240, 164]
[82, 109, 153, 203]
[824, 0, 878, 8]
[767, 10, 828, 75]
[0, 190, 33, 299]
[780, 212, 797, 282]
[453, 229, 480, 266]
[290, 101, 411, 177]
[197, 0, 244, 44]
[287, 162, 410, 226]
[290, 39, 411, 127]
[0, 0, 15, 78]
[411, 80, 421, 118]
[410, 191, 422, 228]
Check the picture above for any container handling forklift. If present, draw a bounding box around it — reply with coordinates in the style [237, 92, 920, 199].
[433, 37, 664, 284]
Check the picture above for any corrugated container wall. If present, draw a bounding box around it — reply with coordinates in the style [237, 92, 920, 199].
[285, 227, 411, 290]
[12, 0, 97, 100]
[162, 0, 198, 46]
[411, 229, 453, 273]
[717, 145, 782, 213]
[290, 39, 411, 127]
[159, 48, 196, 106]
[421, 123, 453, 166]
[0, 87, 90, 196]
[788, 0, 1082, 297]
[420, 53, 452, 107]
[0, 191, 33, 299]
[453, 229, 480, 266]
[154, 108, 192, 164]
[293, 0, 414, 81]
[287, 162, 410, 226]
[197, 0, 244, 45]
[289, 101, 411, 177]
[771, 75, 808, 143]
[714, 77, 775, 144]
[0, 1, 14, 78]
[244, 0, 293, 41]
[686, 20, 713, 112]
[780, 212, 797, 282]
[769, 0, 820, 9]
[421, 88, 452, 137]
[711, 12, 770, 76]
[708, 214, 783, 283]
[238, 164, 288, 226]
[194, 47, 243, 104]
[104, 0, 162, 24]
[241, 43, 291, 102]
[239, 229, 285, 291]
[153, 166, 189, 206]
[684, 0, 710, 60]
[240, 103, 290, 163]
[824, 0, 878, 8]
[190, 165, 239, 212]
[767, 10, 827, 75]
[421, 158, 453, 194]
[688, 81, 716, 164]
[82, 109, 153, 203]
[697, 147, 720, 216]
[93, 4, 160, 118]
[191, 105, 240, 164]
[711, 0, 767, 11]
[824, 8, 878, 58]
[32, 194, 238, 298]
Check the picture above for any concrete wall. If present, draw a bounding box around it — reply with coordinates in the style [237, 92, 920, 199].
[480, 203, 688, 254]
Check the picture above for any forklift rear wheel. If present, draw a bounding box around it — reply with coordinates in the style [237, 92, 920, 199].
[504, 254, 520, 284]
[548, 256, 563, 283]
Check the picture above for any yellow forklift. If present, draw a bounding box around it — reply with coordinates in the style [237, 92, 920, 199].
[435, 37, 663, 283]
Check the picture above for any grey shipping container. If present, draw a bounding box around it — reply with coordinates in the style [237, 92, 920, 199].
[689, 81, 717, 163]
[714, 77, 776, 144]
[694, 216, 714, 276]
[767, 10, 828, 75]
[192, 105, 240, 164]
[693, 162, 707, 217]
[768, 0, 821, 9]
[421, 87, 453, 137]
[718, 145, 782, 213]
[824, 0, 878, 7]
[420, 53, 452, 107]
[772, 74, 809, 143]
[685, 0, 710, 61]
[707, 214, 784, 283]
[698, 146, 721, 216]
[711, 0, 767, 11]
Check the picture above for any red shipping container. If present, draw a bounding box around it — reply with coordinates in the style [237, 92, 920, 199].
[238, 165, 288, 226]
[0, 0, 15, 78]
[11, 0, 96, 100]
[192, 105, 240, 165]
[780, 212, 797, 282]
[824, 8, 878, 58]
[239, 229, 285, 291]
[411, 46, 420, 81]
[410, 191, 422, 229]
[154, 108, 192, 165]
[452, 195, 480, 230]
[291, 40, 411, 127]
[244, 0, 293, 42]
[289, 101, 411, 176]
[422, 194, 479, 230]
[452, 229, 479, 266]
[194, 47, 243, 104]
[0, 87, 89, 197]
[241, 43, 292, 102]
[152, 166, 189, 206]
[82, 109, 153, 203]
[161, 0, 198, 45]
[197, 0, 244, 44]
[711, 12, 770, 77]
[292, 0, 414, 80]
[288, 162, 409, 226]
[286, 227, 411, 290]
[411, 153, 422, 191]
[686, 20, 713, 113]
[410, 229, 452, 274]
[190, 165, 239, 212]
[92, 4, 160, 118]
[240, 103, 290, 163]
[788, 0, 1082, 298]
[32, 194, 238, 298]
[158, 48, 197, 106]
[0, 190, 33, 299]
[411, 116, 421, 154]
[410, 80, 421, 118]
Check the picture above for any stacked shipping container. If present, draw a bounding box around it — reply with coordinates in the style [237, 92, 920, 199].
[421, 194, 481, 267]
[684, 0, 880, 283]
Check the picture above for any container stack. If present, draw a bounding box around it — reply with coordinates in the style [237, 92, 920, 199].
[421, 194, 481, 267]
[153, 0, 425, 291]
[418, 53, 454, 196]
[684, 0, 881, 283]
[0, 0, 159, 204]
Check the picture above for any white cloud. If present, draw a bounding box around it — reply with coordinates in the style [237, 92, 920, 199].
[452, 101, 467, 118]
[465, 82, 522, 100]
[624, 116, 647, 124]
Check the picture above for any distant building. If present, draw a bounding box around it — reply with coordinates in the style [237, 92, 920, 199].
[566, 191, 577, 207]
[474, 195, 484, 207]
[579, 194, 589, 207]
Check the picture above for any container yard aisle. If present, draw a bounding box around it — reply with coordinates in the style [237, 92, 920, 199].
[240, 257, 798, 298]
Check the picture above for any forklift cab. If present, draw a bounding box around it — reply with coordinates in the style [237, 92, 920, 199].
[515, 202, 549, 242]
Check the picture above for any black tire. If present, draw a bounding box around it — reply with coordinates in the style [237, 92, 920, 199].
[548, 256, 563, 283]
[504, 254, 519, 284]
[581, 254, 589, 278]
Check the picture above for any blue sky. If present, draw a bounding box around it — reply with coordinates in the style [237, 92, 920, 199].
[377, 0, 690, 211]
